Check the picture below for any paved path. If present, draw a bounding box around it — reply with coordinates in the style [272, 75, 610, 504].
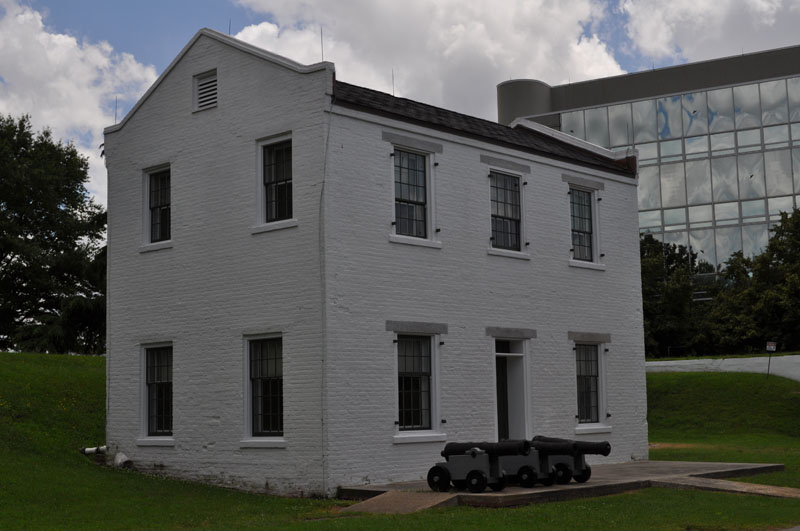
[646, 355, 800, 382]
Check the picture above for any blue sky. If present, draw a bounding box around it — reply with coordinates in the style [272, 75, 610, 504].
[4, 0, 800, 204]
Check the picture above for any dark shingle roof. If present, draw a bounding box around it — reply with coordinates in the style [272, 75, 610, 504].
[332, 80, 636, 178]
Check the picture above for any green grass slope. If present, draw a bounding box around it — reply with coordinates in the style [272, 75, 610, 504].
[1, 352, 798, 530]
[647, 371, 800, 488]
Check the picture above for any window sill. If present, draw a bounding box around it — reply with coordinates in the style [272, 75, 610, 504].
[389, 234, 442, 249]
[136, 437, 175, 447]
[569, 259, 606, 271]
[574, 424, 612, 435]
[392, 432, 447, 444]
[239, 438, 287, 449]
[139, 241, 173, 253]
[251, 219, 298, 235]
[487, 247, 531, 260]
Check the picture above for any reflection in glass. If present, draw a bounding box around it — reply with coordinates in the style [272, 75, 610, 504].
[733, 84, 761, 129]
[716, 226, 742, 270]
[633, 99, 657, 142]
[685, 136, 709, 155]
[789, 77, 800, 122]
[561, 111, 585, 139]
[764, 125, 789, 145]
[682, 92, 708, 136]
[686, 159, 712, 205]
[760, 80, 788, 125]
[707, 87, 735, 133]
[690, 229, 716, 269]
[715, 202, 739, 221]
[636, 142, 658, 161]
[712, 156, 738, 202]
[663, 208, 686, 225]
[792, 124, 800, 145]
[742, 224, 768, 259]
[768, 196, 794, 216]
[738, 153, 766, 200]
[689, 204, 713, 223]
[663, 230, 688, 248]
[764, 149, 793, 196]
[638, 165, 661, 210]
[741, 199, 765, 217]
[660, 162, 686, 207]
[639, 210, 661, 228]
[711, 132, 735, 152]
[585, 107, 609, 147]
[608, 103, 633, 146]
[793, 149, 800, 192]
[736, 129, 761, 147]
[660, 139, 683, 159]
[657, 95, 683, 140]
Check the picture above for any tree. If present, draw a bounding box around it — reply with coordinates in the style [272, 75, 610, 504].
[0, 115, 106, 353]
[639, 234, 716, 357]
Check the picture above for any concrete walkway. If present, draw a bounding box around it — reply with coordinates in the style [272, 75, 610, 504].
[338, 460, 789, 512]
[646, 355, 800, 382]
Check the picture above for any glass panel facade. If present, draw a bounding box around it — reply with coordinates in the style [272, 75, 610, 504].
[557, 74, 800, 268]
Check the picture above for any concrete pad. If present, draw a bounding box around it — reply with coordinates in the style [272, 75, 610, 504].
[337, 460, 785, 510]
[646, 355, 800, 382]
[653, 476, 800, 499]
[340, 490, 458, 514]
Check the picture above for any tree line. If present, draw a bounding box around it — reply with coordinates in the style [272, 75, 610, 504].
[1, 115, 105, 354]
[641, 209, 800, 358]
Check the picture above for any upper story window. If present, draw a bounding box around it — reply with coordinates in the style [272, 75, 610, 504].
[490, 171, 521, 251]
[148, 169, 171, 243]
[394, 149, 428, 238]
[194, 70, 217, 111]
[263, 140, 293, 223]
[570, 188, 593, 261]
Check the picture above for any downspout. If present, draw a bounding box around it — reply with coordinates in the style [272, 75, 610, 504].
[319, 72, 335, 495]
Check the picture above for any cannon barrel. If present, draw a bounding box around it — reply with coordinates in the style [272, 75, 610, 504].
[441, 440, 531, 459]
[532, 436, 611, 456]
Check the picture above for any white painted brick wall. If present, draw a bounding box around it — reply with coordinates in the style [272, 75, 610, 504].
[106, 32, 648, 497]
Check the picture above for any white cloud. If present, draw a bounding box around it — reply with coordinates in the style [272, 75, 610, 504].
[622, 0, 800, 63]
[0, 0, 157, 206]
[234, 0, 624, 120]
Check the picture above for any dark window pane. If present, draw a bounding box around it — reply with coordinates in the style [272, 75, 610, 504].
[264, 141, 293, 223]
[149, 170, 171, 242]
[397, 335, 431, 430]
[576, 344, 599, 423]
[489, 171, 521, 251]
[570, 188, 593, 261]
[250, 337, 283, 436]
[394, 149, 427, 238]
[146, 346, 172, 436]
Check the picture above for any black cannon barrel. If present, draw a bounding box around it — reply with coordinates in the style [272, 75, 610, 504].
[441, 440, 531, 458]
[531, 435, 611, 456]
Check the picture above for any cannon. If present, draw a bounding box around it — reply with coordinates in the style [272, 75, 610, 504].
[531, 435, 611, 484]
[427, 440, 530, 493]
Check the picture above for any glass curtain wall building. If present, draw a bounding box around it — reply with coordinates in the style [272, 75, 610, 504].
[497, 46, 800, 270]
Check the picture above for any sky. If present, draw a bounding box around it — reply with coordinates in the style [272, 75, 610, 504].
[3, 0, 800, 207]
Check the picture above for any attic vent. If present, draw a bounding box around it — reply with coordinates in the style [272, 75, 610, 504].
[194, 70, 217, 111]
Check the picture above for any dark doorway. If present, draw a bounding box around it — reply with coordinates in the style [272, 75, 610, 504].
[496, 356, 509, 440]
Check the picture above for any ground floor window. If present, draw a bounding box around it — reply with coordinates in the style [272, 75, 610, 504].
[146, 346, 173, 436]
[397, 334, 432, 430]
[576, 344, 599, 423]
[249, 337, 283, 436]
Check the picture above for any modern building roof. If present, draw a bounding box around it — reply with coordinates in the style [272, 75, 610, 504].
[334, 80, 636, 177]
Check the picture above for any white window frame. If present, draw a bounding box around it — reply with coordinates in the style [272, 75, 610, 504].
[140, 164, 173, 253]
[389, 145, 441, 249]
[564, 175, 605, 269]
[392, 333, 446, 444]
[572, 340, 611, 435]
[240, 333, 287, 448]
[492, 337, 532, 441]
[252, 134, 298, 235]
[136, 341, 175, 446]
[487, 168, 530, 260]
[192, 69, 217, 112]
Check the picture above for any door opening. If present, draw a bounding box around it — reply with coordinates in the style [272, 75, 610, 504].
[495, 340, 527, 441]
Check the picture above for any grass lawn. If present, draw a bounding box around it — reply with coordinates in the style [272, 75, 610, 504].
[647, 371, 800, 489]
[1, 352, 799, 529]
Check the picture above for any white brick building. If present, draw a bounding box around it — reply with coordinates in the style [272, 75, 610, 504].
[104, 29, 648, 496]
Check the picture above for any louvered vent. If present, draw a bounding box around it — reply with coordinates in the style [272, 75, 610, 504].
[194, 70, 217, 111]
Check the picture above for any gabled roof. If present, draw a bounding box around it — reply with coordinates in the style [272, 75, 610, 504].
[104, 28, 333, 135]
[332, 81, 637, 178]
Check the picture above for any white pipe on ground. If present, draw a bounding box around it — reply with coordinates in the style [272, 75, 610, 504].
[80, 445, 108, 455]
